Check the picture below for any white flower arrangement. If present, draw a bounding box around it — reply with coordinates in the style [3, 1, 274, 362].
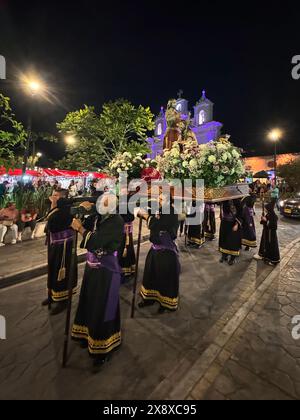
[108, 151, 157, 179]
[155, 137, 245, 187]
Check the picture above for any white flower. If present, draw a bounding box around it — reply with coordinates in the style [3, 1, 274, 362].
[190, 159, 198, 169]
[208, 155, 216, 164]
[222, 153, 228, 162]
[232, 149, 240, 159]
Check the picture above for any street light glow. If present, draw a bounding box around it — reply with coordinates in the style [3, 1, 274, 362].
[268, 128, 283, 142]
[20, 73, 45, 96]
[28, 81, 41, 94]
[36, 152, 42, 158]
[65, 134, 77, 145]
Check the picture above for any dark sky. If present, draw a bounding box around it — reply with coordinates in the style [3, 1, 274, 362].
[0, 0, 300, 165]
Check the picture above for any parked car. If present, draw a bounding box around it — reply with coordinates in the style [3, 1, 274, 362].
[279, 193, 300, 218]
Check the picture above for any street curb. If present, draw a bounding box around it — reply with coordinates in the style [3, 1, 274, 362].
[0, 235, 150, 290]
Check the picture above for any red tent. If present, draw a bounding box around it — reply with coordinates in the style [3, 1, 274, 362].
[0, 167, 109, 179]
[0, 167, 43, 177]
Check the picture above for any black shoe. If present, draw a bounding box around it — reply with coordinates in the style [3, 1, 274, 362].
[228, 257, 236, 266]
[79, 340, 89, 349]
[220, 255, 228, 263]
[50, 301, 68, 316]
[138, 300, 155, 308]
[41, 297, 53, 307]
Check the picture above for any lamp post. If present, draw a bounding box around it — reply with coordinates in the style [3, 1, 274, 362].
[268, 129, 282, 185]
[22, 80, 43, 176]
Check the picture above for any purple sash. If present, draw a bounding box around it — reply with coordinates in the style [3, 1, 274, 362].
[205, 204, 215, 212]
[86, 251, 121, 322]
[222, 212, 235, 222]
[124, 222, 133, 234]
[50, 229, 74, 245]
[152, 231, 178, 254]
[152, 232, 181, 273]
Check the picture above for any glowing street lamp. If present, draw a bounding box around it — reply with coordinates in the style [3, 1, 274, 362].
[65, 134, 77, 146]
[21, 75, 46, 175]
[268, 128, 283, 184]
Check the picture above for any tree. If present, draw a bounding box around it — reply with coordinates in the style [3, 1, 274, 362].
[0, 93, 27, 169]
[278, 159, 300, 191]
[56, 99, 155, 171]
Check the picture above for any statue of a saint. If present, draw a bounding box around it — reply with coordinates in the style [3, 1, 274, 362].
[163, 99, 182, 150]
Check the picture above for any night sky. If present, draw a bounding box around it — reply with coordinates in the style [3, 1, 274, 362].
[0, 0, 300, 166]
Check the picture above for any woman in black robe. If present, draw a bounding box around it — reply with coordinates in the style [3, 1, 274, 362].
[186, 201, 205, 248]
[242, 196, 257, 250]
[219, 200, 243, 265]
[257, 203, 280, 266]
[203, 203, 216, 240]
[43, 189, 77, 315]
[71, 198, 124, 368]
[138, 195, 180, 313]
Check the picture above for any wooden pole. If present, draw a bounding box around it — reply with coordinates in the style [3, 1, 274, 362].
[62, 230, 78, 368]
[47, 232, 52, 311]
[131, 217, 143, 319]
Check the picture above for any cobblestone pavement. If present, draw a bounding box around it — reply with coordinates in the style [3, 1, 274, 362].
[0, 211, 299, 400]
[187, 242, 300, 400]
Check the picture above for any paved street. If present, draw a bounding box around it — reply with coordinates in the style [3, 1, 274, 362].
[0, 219, 150, 287]
[0, 211, 300, 400]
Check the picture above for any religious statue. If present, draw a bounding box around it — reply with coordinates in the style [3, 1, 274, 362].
[163, 99, 182, 150]
[179, 117, 198, 148]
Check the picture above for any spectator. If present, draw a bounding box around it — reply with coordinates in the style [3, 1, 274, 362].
[271, 183, 280, 210]
[17, 202, 38, 242]
[68, 180, 77, 197]
[0, 181, 9, 199]
[0, 202, 19, 247]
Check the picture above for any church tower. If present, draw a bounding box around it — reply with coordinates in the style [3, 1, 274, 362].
[193, 90, 214, 126]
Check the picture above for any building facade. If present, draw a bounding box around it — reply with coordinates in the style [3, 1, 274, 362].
[147, 91, 223, 158]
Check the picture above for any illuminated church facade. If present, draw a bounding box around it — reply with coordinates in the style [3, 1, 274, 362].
[147, 91, 223, 158]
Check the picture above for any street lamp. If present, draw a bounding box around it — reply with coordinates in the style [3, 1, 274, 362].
[268, 128, 283, 185]
[65, 134, 77, 146]
[21, 76, 45, 175]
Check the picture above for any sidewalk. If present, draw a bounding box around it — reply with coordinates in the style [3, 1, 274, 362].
[0, 220, 150, 289]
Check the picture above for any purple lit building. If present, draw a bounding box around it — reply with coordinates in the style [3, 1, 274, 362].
[147, 91, 223, 158]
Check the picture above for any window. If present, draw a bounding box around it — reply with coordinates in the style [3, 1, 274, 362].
[199, 110, 205, 125]
[157, 123, 162, 136]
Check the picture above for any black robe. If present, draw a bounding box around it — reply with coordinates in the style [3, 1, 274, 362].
[204, 204, 216, 240]
[72, 214, 124, 356]
[119, 213, 136, 278]
[140, 212, 180, 311]
[259, 212, 280, 264]
[219, 203, 242, 257]
[242, 205, 257, 248]
[186, 202, 205, 246]
[46, 206, 77, 302]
